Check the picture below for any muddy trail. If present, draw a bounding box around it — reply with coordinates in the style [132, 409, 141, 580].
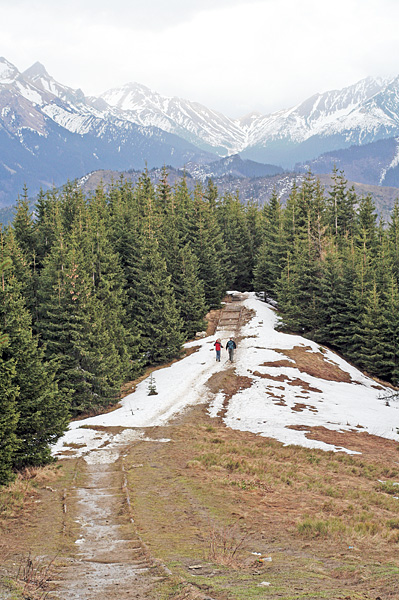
[50, 455, 164, 599]
[1, 295, 244, 599]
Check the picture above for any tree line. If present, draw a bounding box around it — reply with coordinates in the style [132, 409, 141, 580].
[1, 166, 398, 484]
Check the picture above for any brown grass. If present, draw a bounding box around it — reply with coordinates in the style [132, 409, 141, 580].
[0, 465, 59, 526]
[262, 345, 353, 383]
[126, 405, 399, 599]
[252, 370, 323, 393]
[291, 403, 318, 413]
[205, 369, 253, 419]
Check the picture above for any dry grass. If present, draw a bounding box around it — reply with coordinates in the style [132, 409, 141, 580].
[264, 345, 354, 382]
[252, 370, 323, 393]
[0, 465, 59, 524]
[126, 402, 399, 599]
[205, 370, 253, 419]
[206, 522, 249, 568]
[190, 426, 399, 548]
[15, 552, 57, 599]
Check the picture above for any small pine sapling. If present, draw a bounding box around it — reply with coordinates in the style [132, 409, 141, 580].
[147, 373, 158, 396]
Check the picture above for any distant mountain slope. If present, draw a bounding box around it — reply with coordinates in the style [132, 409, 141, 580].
[73, 165, 399, 224]
[300, 137, 399, 187]
[185, 154, 284, 180]
[0, 205, 14, 225]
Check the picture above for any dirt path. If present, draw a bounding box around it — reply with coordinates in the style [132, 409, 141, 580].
[44, 294, 246, 599]
[51, 454, 162, 599]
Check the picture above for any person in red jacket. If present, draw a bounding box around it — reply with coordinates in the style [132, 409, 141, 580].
[214, 338, 223, 362]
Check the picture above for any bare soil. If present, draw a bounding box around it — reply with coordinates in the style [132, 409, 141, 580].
[264, 345, 354, 383]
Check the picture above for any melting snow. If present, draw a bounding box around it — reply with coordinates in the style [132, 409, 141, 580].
[52, 293, 399, 459]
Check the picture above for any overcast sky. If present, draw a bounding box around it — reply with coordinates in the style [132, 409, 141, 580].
[1, 0, 399, 117]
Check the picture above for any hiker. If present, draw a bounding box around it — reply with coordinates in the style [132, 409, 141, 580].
[214, 338, 223, 362]
[226, 337, 237, 362]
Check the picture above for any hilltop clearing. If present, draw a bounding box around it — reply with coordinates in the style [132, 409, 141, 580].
[52, 292, 399, 459]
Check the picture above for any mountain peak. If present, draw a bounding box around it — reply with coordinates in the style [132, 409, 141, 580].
[0, 57, 19, 83]
[23, 61, 50, 81]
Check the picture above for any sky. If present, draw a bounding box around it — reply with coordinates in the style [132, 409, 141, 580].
[1, 0, 399, 118]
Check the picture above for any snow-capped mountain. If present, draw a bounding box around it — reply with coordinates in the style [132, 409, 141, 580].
[101, 82, 247, 155]
[240, 77, 399, 166]
[100, 75, 399, 168]
[0, 58, 216, 206]
[2, 56, 399, 206]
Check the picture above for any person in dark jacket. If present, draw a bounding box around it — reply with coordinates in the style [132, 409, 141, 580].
[226, 338, 237, 362]
[214, 338, 223, 361]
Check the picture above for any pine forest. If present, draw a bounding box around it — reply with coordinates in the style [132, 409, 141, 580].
[1, 167, 399, 485]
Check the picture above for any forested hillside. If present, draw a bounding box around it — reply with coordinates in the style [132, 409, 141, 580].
[1, 167, 399, 485]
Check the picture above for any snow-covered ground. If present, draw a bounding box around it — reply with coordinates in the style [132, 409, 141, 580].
[52, 293, 399, 460]
[210, 294, 399, 453]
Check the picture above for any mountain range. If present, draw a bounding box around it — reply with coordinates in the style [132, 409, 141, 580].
[2, 56, 399, 206]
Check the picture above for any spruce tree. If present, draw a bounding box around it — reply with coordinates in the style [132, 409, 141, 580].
[131, 232, 184, 365]
[357, 283, 395, 380]
[217, 192, 253, 290]
[0, 271, 69, 468]
[13, 187, 36, 261]
[253, 191, 284, 298]
[174, 244, 207, 338]
[313, 243, 350, 348]
[37, 227, 125, 415]
[0, 256, 19, 485]
[187, 183, 226, 307]
[326, 167, 356, 241]
[0, 344, 19, 485]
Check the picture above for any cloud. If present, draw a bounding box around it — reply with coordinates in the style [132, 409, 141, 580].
[1, 0, 399, 116]
[1, 0, 247, 31]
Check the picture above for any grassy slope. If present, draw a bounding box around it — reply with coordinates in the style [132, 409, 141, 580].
[126, 403, 399, 600]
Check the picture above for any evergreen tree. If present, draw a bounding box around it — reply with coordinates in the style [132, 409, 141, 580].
[253, 191, 284, 298]
[87, 192, 133, 378]
[0, 256, 19, 485]
[13, 186, 36, 261]
[187, 183, 226, 307]
[37, 229, 124, 415]
[0, 343, 19, 485]
[382, 276, 399, 384]
[388, 200, 399, 283]
[131, 232, 184, 365]
[277, 238, 322, 334]
[326, 167, 356, 241]
[217, 192, 253, 290]
[0, 271, 69, 468]
[313, 243, 351, 348]
[357, 283, 395, 380]
[174, 244, 207, 338]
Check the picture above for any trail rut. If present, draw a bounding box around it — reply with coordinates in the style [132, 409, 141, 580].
[52, 454, 162, 599]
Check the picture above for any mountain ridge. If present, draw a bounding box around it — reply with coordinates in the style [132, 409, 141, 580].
[2, 57, 399, 205]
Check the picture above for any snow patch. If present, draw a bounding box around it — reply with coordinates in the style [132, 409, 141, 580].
[380, 137, 399, 184]
[52, 293, 399, 459]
